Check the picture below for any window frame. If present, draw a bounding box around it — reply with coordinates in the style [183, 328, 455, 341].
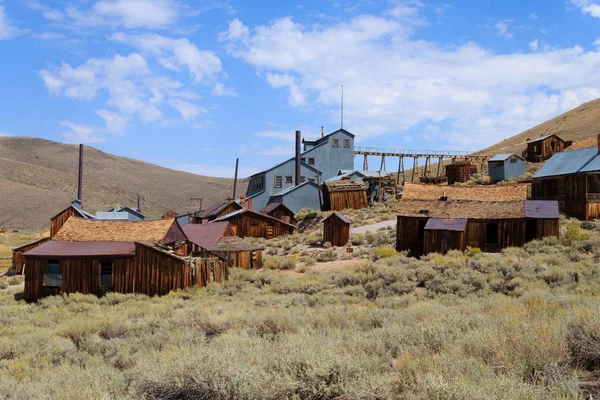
[43, 259, 62, 288]
[300, 176, 306, 183]
[285, 176, 293, 184]
[274, 175, 283, 188]
[100, 260, 114, 289]
[343, 139, 350, 148]
[308, 157, 315, 165]
[332, 138, 340, 148]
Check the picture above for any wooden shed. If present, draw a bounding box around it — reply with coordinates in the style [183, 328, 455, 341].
[192, 200, 243, 224]
[323, 212, 351, 246]
[526, 134, 571, 162]
[50, 201, 95, 238]
[322, 179, 369, 211]
[445, 161, 477, 185]
[261, 203, 298, 225]
[22, 217, 199, 302]
[212, 209, 295, 239]
[183, 222, 263, 269]
[11, 237, 50, 275]
[396, 199, 559, 257]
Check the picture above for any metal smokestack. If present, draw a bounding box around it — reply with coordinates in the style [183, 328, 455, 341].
[295, 130, 301, 186]
[233, 158, 239, 199]
[77, 144, 83, 204]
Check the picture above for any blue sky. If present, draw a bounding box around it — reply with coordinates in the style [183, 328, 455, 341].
[1, 0, 600, 178]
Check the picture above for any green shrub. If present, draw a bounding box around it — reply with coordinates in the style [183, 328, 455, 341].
[564, 222, 588, 242]
[8, 275, 23, 285]
[263, 256, 296, 270]
[371, 246, 396, 261]
[350, 234, 364, 246]
[323, 241, 332, 249]
[0, 279, 8, 290]
[316, 249, 337, 262]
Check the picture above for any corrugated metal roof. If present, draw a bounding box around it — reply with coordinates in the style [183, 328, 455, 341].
[271, 180, 319, 196]
[24, 241, 136, 258]
[533, 146, 600, 178]
[182, 222, 229, 251]
[424, 218, 468, 231]
[489, 153, 519, 162]
[213, 209, 246, 221]
[528, 134, 559, 144]
[196, 201, 229, 218]
[325, 212, 352, 224]
[524, 200, 560, 219]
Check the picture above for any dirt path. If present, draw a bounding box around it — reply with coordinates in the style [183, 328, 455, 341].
[351, 219, 396, 234]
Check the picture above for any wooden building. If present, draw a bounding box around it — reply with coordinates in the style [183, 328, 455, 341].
[401, 182, 528, 202]
[161, 210, 179, 219]
[212, 209, 295, 239]
[445, 161, 477, 185]
[22, 217, 198, 302]
[183, 222, 263, 269]
[10, 237, 50, 275]
[50, 200, 95, 238]
[322, 180, 369, 211]
[526, 134, 571, 162]
[531, 138, 600, 220]
[323, 212, 351, 246]
[261, 203, 298, 225]
[396, 199, 559, 256]
[192, 201, 243, 224]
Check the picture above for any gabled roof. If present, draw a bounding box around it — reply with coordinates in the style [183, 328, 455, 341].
[325, 211, 352, 224]
[182, 222, 230, 251]
[24, 241, 136, 258]
[271, 180, 319, 197]
[212, 209, 296, 228]
[528, 133, 563, 144]
[107, 206, 144, 219]
[533, 146, 600, 178]
[401, 183, 528, 201]
[323, 179, 367, 192]
[524, 200, 560, 219]
[53, 217, 184, 243]
[195, 200, 242, 219]
[397, 199, 558, 220]
[425, 218, 468, 231]
[262, 202, 295, 215]
[12, 237, 50, 252]
[249, 158, 322, 178]
[488, 153, 524, 162]
[50, 205, 95, 221]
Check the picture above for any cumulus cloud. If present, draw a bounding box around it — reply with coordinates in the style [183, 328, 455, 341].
[529, 39, 539, 51]
[222, 14, 600, 149]
[168, 98, 207, 120]
[96, 109, 129, 134]
[220, 18, 249, 41]
[111, 32, 222, 82]
[0, 6, 27, 40]
[495, 20, 514, 39]
[60, 121, 105, 143]
[571, 0, 600, 17]
[212, 82, 237, 96]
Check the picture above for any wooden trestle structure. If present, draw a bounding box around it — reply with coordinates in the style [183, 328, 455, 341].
[354, 147, 490, 189]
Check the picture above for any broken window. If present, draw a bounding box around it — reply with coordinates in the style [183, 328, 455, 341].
[101, 261, 113, 289]
[486, 223, 499, 244]
[343, 139, 350, 148]
[43, 260, 62, 288]
[308, 157, 315, 165]
[332, 139, 339, 148]
[285, 176, 293, 183]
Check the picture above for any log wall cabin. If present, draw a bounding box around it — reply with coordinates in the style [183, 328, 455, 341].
[531, 137, 600, 220]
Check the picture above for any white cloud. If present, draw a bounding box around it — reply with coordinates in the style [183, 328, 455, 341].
[168, 98, 206, 120]
[63, 0, 181, 29]
[266, 73, 306, 107]
[571, 0, 600, 17]
[223, 14, 600, 149]
[110, 32, 222, 82]
[27, 2, 65, 22]
[0, 6, 27, 40]
[212, 82, 237, 96]
[530, 13, 539, 20]
[495, 20, 514, 39]
[34, 32, 66, 40]
[594, 38, 600, 47]
[529, 39, 539, 51]
[220, 18, 249, 41]
[96, 109, 128, 134]
[60, 121, 105, 143]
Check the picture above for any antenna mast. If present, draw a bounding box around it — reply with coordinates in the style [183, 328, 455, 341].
[341, 85, 344, 129]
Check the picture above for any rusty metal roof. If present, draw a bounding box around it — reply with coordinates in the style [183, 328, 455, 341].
[182, 222, 229, 251]
[524, 200, 560, 219]
[528, 133, 562, 144]
[424, 218, 468, 231]
[262, 202, 295, 215]
[196, 201, 231, 219]
[23, 241, 136, 258]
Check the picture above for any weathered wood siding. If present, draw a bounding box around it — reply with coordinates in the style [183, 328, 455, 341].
[526, 136, 566, 162]
[133, 244, 192, 296]
[11, 238, 50, 274]
[50, 207, 81, 238]
[531, 174, 599, 220]
[323, 189, 369, 211]
[267, 209, 297, 225]
[396, 217, 427, 257]
[423, 230, 465, 255]
[446, 164, 477, 185]
[196, 258, 228, 287]
[323, 216, 350, 246]
[228, 213, 294, 239]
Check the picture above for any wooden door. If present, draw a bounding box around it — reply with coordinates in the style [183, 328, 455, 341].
[267, 224, 274, 239]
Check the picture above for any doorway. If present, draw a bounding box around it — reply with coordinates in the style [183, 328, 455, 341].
[526, 220, 537, 243]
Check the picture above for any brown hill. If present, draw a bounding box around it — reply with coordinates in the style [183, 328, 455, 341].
[476, 98, 600, 156]
[0, 137, 246, 230]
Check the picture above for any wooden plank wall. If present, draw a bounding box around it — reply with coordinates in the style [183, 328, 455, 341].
[446, 164, 476, 185]
[229, 213, 294, 239]
[11, 238, 50, 274]
[466, 220, 526, 252]
[50, 207, 79, 238]
[196, 258, 228, 288]
[324, 190, 369, 211]
[133, 244, 192, 296]
[423, 230, 465, 255]
[396, 217, 426, 257]
[24, 258, 46, 302]
[323, 216, 350, 246]
[268, 209, 297, 225]
[535, 219, 559, 239]
[60, 259, 100, 296]
[526, 136, 565, 162]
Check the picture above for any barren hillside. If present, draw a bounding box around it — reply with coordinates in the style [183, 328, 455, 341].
[475, 98, 600, 156]
[0, 137, 246, 229]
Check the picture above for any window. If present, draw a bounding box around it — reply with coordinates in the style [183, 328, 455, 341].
[101, 261, 113, 288]
[43, 260, 62, 288]
[285, 176, 293, 183]
[252, 175, 264, 190]
[300, 176, 306, 183]
[300, 157, 306, 163]
[274, 175, 282, 188]
[343, 139, 350, 148]
[486, 223, 499, 244]
[309, 178, 315, 182]
[308, 157, 315, 165]
[332, 138, 339, 148]
[417, 220, 426, 241]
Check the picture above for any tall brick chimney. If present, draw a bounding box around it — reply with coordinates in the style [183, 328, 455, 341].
[240, 195, 246, 209]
